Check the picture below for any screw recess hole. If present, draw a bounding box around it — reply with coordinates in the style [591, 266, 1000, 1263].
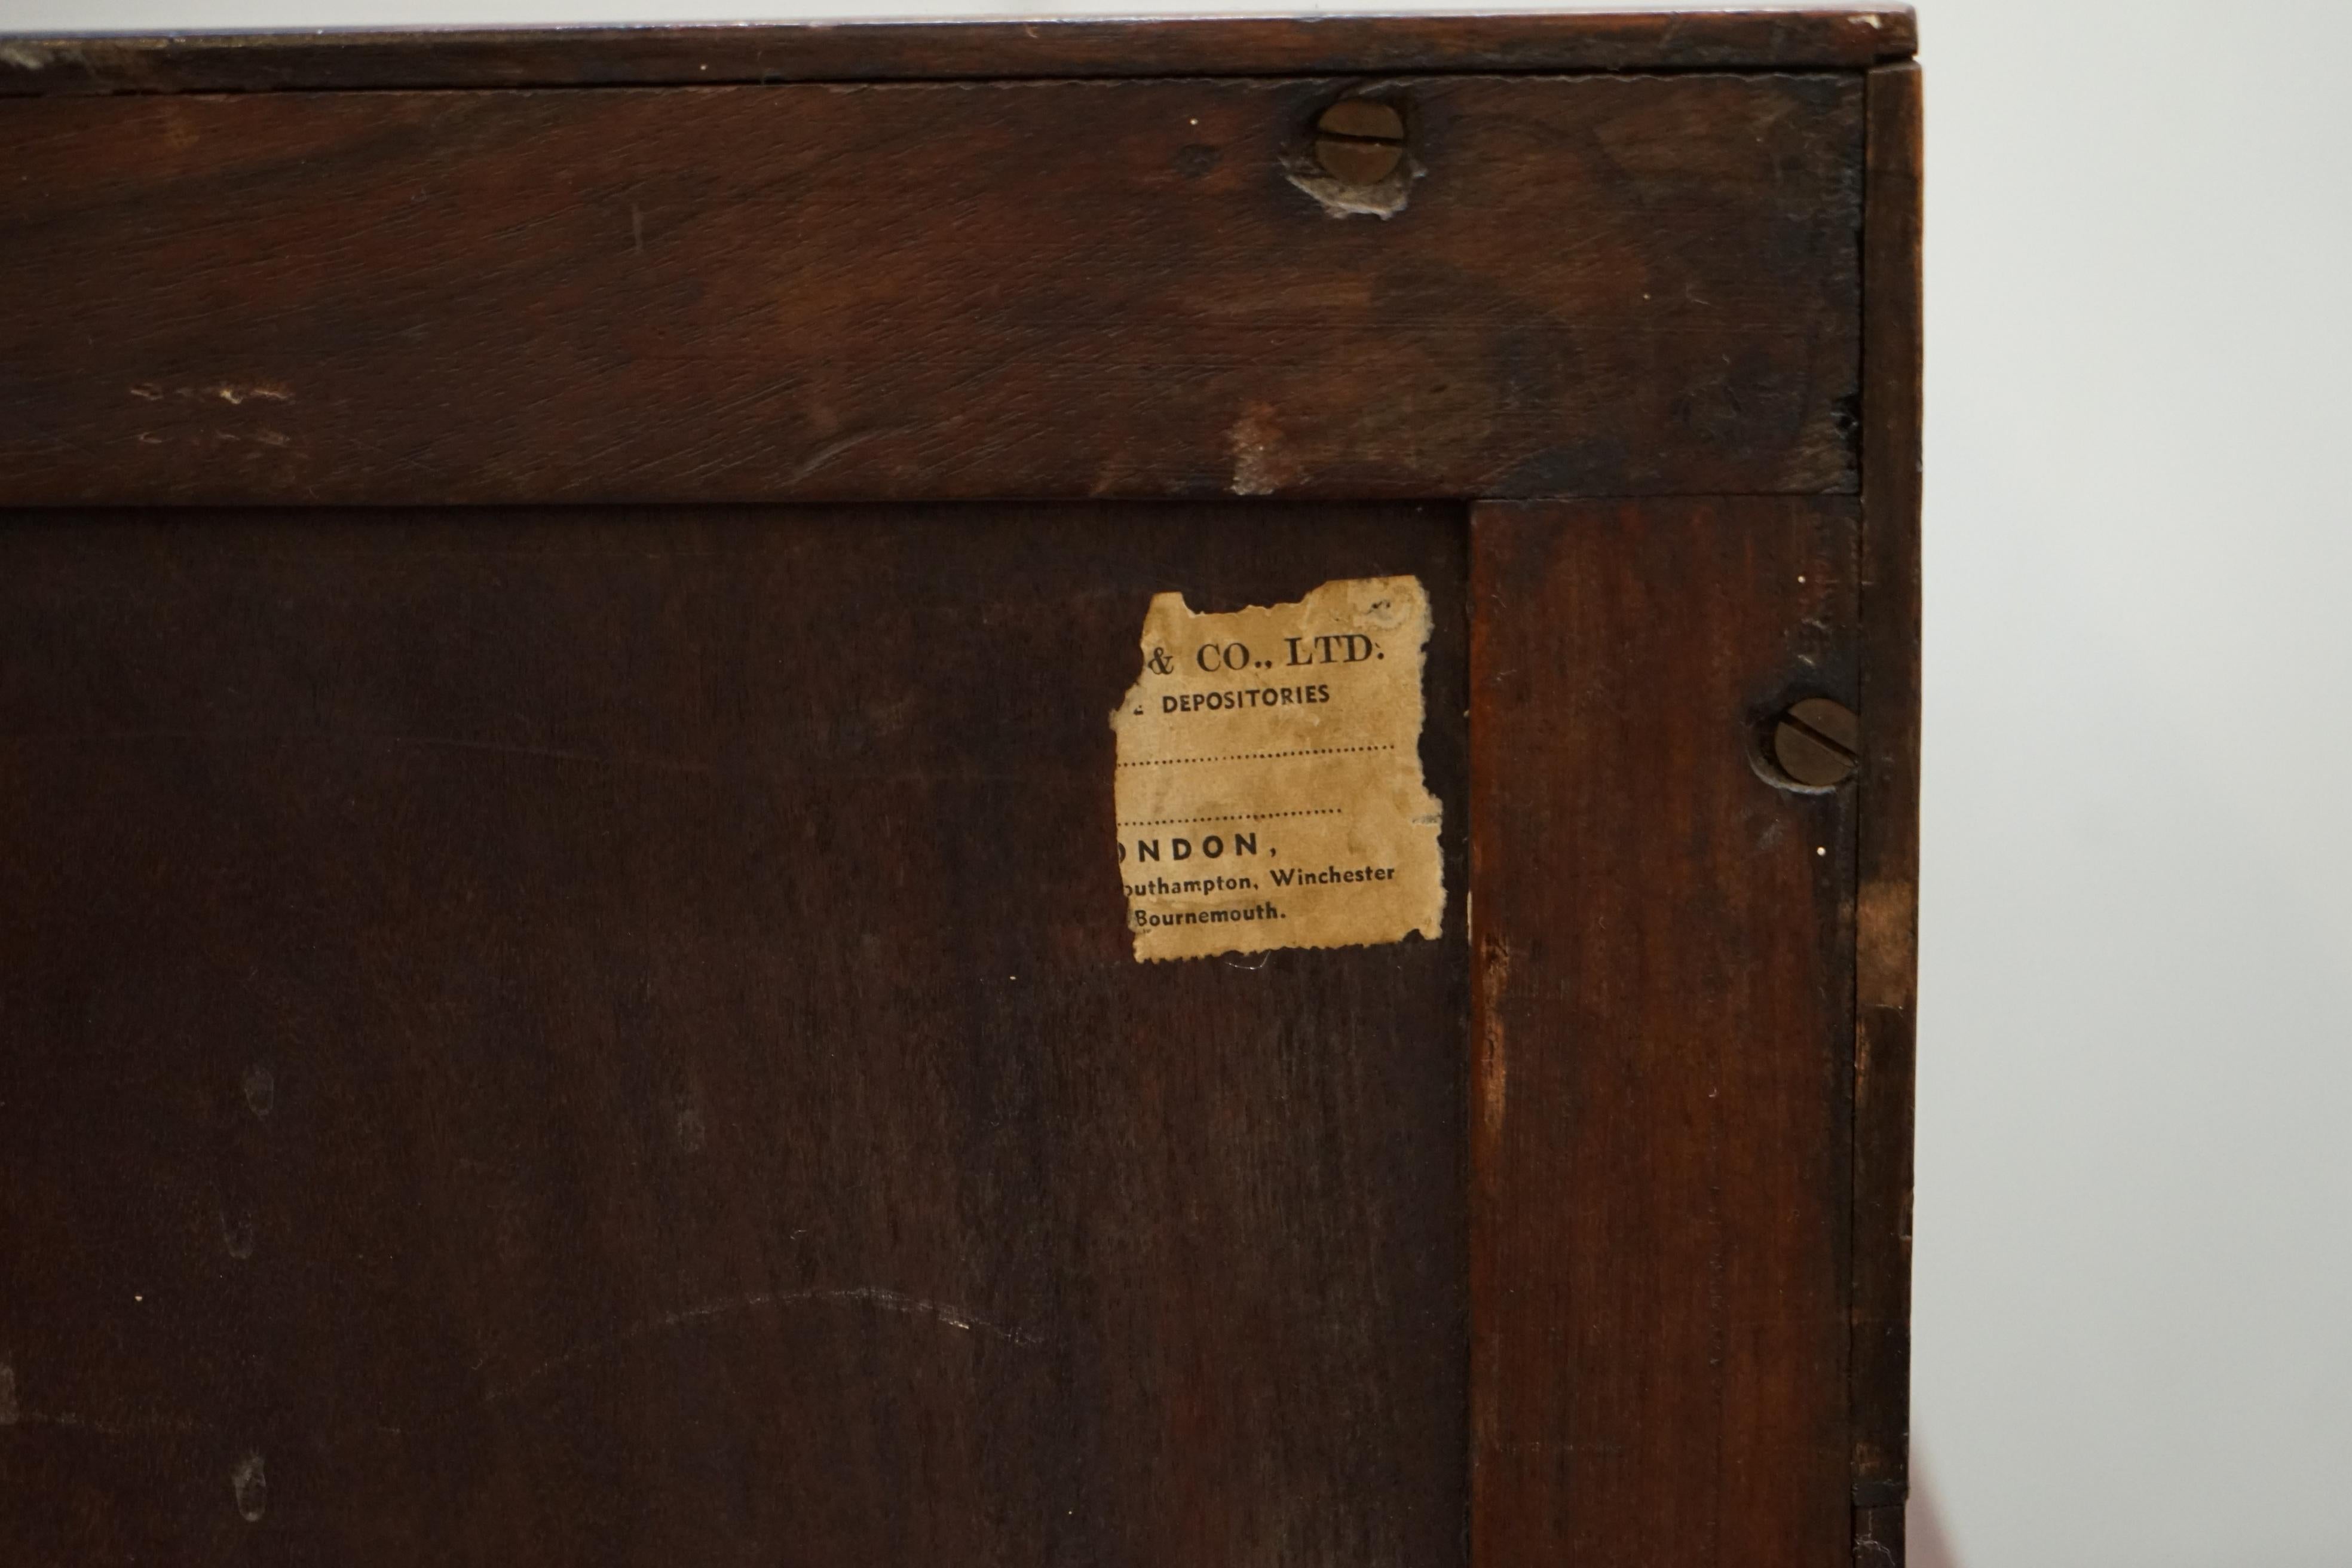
[1766, 697, 1860, 789]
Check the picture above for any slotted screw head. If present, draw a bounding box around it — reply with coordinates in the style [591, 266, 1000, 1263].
[1315, 98, 1407, 186]
[1318, 99, 1404, 140]
[1772, 697, 1860, 787]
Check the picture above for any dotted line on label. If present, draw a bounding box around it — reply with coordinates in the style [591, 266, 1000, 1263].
[1116, 745, 1394, 769]
[1116, 808, 1345, 828]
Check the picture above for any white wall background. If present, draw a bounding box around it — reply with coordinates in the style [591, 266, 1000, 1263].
[1913, 5, 2352, 1565]
[6, 1, 2347, 1564]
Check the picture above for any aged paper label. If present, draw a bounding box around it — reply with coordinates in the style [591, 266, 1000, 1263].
[1111, 575, 1443, 961]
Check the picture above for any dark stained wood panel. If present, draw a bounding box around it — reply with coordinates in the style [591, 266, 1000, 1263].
[1851, 61, 1925, 1556]
[0, 72, 1864, 507]
[1468, 497, 1858, 1567]
[0, 10, 1918, 97]
[0, 503, 1469, 1565]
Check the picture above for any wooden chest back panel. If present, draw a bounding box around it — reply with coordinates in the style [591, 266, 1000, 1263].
[0, 73, 1861, 506]
[0, 13, 1923, 1565]
[0, 503, 1468, 1563]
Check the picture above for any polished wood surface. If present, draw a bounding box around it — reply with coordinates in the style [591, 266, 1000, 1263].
[0, 72, 1863, 506]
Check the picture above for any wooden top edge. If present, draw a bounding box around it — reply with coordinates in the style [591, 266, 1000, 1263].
[0, 9, 1916, 96]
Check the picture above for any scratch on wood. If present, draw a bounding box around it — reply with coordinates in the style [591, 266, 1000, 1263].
[11, 1407, 214, 1438]
[786, 425, 904, 483]
[129, 382, 292, 405]
[1476, 933, 1511, 1156]
[481, 1285, 1040, 1404]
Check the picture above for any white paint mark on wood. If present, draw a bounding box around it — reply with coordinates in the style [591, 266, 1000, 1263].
[220, 1204, 257, 1260]
[242, 1064, 274, 1119]
[230, 1451, 267, 1522]
[1227, 403, 1288, 495]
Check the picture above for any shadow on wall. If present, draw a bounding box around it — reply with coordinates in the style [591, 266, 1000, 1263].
[1910, 1457, 1962, 1568]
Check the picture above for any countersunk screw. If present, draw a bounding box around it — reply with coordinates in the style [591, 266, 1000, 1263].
[1771, 697, 1860, 788]
[1315, 98, 1407, 186]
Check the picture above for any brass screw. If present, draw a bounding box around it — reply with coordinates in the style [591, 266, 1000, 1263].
[1771, 697, 1860, 788]
[1315, 98, 1407, 186]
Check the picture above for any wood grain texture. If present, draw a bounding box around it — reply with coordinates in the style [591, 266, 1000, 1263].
[0, 503, 1469, 1565]
[0, 72, 1863, 507]
[0, 10, 1918, 97]
[1851, 60, 1924, 1537]
[1469, 497, 1859, 1567]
